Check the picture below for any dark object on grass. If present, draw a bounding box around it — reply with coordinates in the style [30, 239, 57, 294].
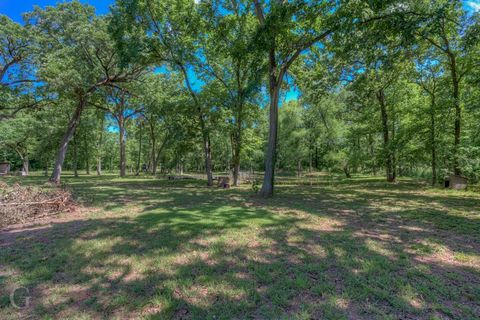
[444, 175, 468, 190]
[0, 162, 10, 176]
[217, 176, 230, 188]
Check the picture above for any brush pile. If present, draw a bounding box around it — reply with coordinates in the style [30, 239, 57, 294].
[0, 182, 76, 227]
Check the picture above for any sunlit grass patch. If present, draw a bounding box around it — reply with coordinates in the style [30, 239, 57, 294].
[0, 174, 479, 319]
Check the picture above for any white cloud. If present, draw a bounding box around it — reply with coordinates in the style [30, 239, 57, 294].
[467, 1, 480, 12]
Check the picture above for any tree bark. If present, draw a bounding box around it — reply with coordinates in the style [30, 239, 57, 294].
[149, 119, 157, 175]
[153, 135, 169, 176]
[377, 88, 395, 182]
[231, 127, 242, 186]
[119, 114, 126, 177]
[297, 159, 302, 177]
[232, 151, 241, 186]
[73, 136, 78, 178]
[368, 133, 377, 175]
[343, 165, 351, 179]
[449, 53, 461, 176]
[97, 157, 102, 176]
[22, 157, 29, 175]
[84, 131, 90, 175]
[136, 123, 143, 175]
[50, 97, 86, 184]
[430, 95, 437, 185]
[202, 133, 214, 186]
[259, 84, 281, 196]
[96, 115, 104, 176]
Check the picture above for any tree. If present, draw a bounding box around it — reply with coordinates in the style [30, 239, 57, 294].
[0, 114, 38, 174]
[415, 1, 473, 175]
[198, 1, 264, 185]
[0, 15, 40, 120]
[27, 1, 142, 183]
[251, 0, 412, 195]
[113, 0, 217, 186]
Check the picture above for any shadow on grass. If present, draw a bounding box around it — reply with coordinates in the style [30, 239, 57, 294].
[0, 175, 479, 319]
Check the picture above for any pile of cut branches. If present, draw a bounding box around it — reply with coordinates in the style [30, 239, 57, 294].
[0, 182, 76, 227]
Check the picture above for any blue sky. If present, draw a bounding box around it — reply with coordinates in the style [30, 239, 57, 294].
[0, 0, 113, 22]
[2, 0, 479, 23]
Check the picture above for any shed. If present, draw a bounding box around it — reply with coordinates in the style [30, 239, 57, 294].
[0, 162, 10, 176]
[444, 175, 468, 190]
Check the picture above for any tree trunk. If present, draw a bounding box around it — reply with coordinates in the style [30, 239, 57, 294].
[149, 119, 157, 176]
[119, 114, 126, 177]
[50, 97, 86, 184]
[97, 157, 102, 176]
[430, 95, 437, 185]
[368, 133, 377, 176]
[96, 115, 104, 176]
[231, 133, 241, 186]
[343, 165, 351, 179]
[178, 64, 213, 186]
[203, 132, 214, 186]
[154, 135, 169, 175]
[377, 89, 395, 182]
[449, 54, 461, 176]
[73, 136, 78, 178]
[136, 123, 143, 175]
[22, 157, 29, 175]
[232, 153, 241, 186]
[259, 84, 281, 197]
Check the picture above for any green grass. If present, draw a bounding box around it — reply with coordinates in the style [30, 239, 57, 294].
[1, 173, 479, 319]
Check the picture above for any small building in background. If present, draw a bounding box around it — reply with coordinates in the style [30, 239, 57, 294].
[444, 175, 468, 190]
[0, 162, 10, 176]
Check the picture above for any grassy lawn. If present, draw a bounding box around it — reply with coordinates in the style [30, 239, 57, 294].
[1, 173, 479, 319]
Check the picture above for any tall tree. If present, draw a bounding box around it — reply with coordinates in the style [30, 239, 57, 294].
[415, 1, 472, 175]
[27, 1, 142, 183]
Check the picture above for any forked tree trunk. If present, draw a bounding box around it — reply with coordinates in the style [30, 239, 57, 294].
[50, 97, 86, 184]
